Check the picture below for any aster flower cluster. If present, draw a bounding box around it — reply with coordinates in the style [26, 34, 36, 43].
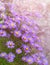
[0, 1, 48, 65]
[0, 52, 15, 62]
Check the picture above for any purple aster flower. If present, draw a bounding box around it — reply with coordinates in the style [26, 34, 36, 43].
[33, 35, 41, 43]
[21, 34, 28, 43]
[32, 52, 48, 65]
[5, 52, 15, 62]
[21, 56, 27, 62]
[2, 24, 8, 29]
[4, 20, 10, 25]
[0, 30, 7, 37]
[42, 58, 48, 65]
[28, 29, 37, 37]
[0, 52, 7, 58]
[15, 16, 21, 24]
[30, 42, 34, 46]
[26, 56, 34, 64]
[8, 20, 17, 29]
[6, 41, 15, 48]
[6, 57, 14, 62]
[32, 53, 39, 62]
[32, 35, 40, 43]
[16, 48, 22, 54]
[14, 30, 21, 38]
[0, 24, 8, 29]
[33, 44, 43, 51]
[33, 25, 39, 31]
[22, 44, 30, 53]
[32, 53, 42, 64]
[28, 36, 34, 43]
[38, 52, 48, 65]
[21, 24, 30, 33]
[22, 33, 35, 43]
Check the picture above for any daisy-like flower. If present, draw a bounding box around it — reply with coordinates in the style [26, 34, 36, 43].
[6, 41, 15, 48]
[0, 24, 8, 29]
[0, 52, 7, 58]
[16, 48, 22, 54]
[8, 20, 17, 29]
[0, 30, 7, 37]
[21, 24, 30, 33]
[5, 52, 15, 62]
[21, 56, 27, 62]
[22, 44, 30, 53]
[26, 56, 34, 64]
[21, 34, 28, 43]
[28, 36, 34, 43]
[14, 30, 22, 38]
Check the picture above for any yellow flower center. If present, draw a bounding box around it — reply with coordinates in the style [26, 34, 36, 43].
[2, 54, 5, 56]
[9, 43, 12, 46]
[2, 25, 6, 28]
[23, 37, 26, 40]
[23, 57, 26, 60]
[11, 23, 15, 26]
[28, 59, 31, 62]
[18, 50, 21, 52]
[26, 47, 28, 50]
[15, 32, 19, 35]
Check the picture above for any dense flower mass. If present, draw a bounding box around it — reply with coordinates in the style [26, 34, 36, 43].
[0, 1, 48, 65]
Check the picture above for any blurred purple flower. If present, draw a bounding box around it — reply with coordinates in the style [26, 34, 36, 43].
[21, 24, 30, 33]
[0, 52, 7, 58]
[42, 58, 48, 65]
[21, 34, 28, 43]
[0, 30, 7, 37]
[26, 56, 34, 64]
[21, 56, 27, 62]
[28, 36, 34, 43]
[6, 41, 15, 48]
[32, 52, 48, 65]
[0, 24, 8, 29]
[16, 48, 22, 54]
[14, 30, 22, 38]
[8, 21, 17, 29]
[5, 52, 15, 62]
[22, 44, 30, 53]
[33, 44, 43, 51]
